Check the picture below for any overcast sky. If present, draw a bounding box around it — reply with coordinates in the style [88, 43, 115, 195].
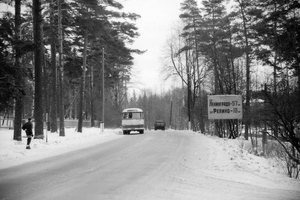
[121, 0, 183, 95]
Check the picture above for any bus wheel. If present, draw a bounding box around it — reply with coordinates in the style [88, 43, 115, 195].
[139, 130, 144, 134]
[123, 131, 127, 135]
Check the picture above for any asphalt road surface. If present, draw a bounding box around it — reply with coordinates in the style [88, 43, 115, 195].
[0, 130, 299, 200]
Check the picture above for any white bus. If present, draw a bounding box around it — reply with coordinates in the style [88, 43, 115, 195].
[122, 108, 144, 134]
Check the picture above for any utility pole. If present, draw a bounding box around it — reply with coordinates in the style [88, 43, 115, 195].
[169, 98, 173, 129]
[101, 47, 105, 132]
[90, 65, 94, 127]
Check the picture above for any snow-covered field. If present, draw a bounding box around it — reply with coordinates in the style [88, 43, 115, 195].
[0, 127, 299, 196]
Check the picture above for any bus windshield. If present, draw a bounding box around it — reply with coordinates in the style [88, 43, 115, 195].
[122, 112, 143, 119]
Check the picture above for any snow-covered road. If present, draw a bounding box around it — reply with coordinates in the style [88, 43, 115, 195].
[0, 128, 299, 199]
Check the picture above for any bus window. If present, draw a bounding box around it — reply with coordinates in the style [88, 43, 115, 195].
[122, 113, 129, 119]
[132, 112, 143, 119]
[122, 112, 144, 119]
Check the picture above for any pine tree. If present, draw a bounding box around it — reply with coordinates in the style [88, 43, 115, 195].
[49, 0, 58, 133]
[33, 0, 44, 139]
[13, 0, 23, 141]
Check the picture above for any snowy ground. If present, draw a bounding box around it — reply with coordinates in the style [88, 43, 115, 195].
[181, 132, 300, 193]
[0, 127, 299, 197]
[0, 127, 124, 169]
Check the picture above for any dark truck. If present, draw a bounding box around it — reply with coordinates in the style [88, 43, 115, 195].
[154, 120, 165, 130]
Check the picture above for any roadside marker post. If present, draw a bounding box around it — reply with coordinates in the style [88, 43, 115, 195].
[262, 130, 268, 156]
[45, 113, 48, 143]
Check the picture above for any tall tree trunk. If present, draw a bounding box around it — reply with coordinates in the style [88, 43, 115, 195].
[58, 0, 65, 136]
[229, 30, 237, 94]
[212, 8, 220, 136]
[50, 0, 57, 133]
[13, 0, 23, 141]
[33, 0, 44, 139]
[212, 10, 218, 95]
[297, 69, 300, 119]
[186, 47, 191, 129]
[77, 31, 87, 132]
[272, 1, 279, 138]
[238, 0, 250, 140]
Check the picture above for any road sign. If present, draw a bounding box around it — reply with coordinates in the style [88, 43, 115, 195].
[208, 95, 243, 119]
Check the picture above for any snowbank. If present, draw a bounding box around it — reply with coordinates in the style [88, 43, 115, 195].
[0, 127, 123, 169]
[185, 133, 300, 191]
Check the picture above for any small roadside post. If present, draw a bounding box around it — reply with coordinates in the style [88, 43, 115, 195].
[45, 113, 48, 143]
[100, 121, 104, 133]
[262, 130, 268, 156]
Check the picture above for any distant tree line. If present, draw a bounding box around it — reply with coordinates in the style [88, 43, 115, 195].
[128, 88, 188, 130]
